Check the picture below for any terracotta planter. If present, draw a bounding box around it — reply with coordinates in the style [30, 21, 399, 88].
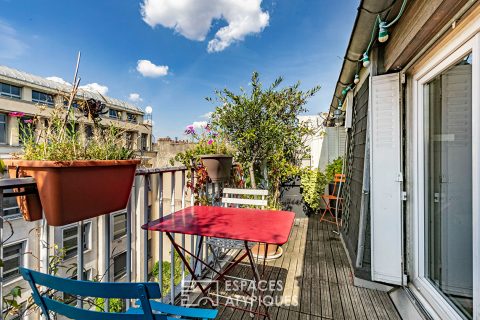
[251, 243, 283, 260]
[200, 154, 233, 183]
[5, 159, 140, 226]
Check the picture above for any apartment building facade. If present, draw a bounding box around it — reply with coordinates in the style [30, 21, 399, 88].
[0, 65, 154, 319]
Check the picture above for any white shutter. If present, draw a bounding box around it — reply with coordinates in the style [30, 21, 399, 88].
[345, 91, 353, 129]
[370, 73, 403, 285]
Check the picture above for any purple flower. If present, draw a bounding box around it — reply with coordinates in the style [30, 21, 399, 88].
[211, 132, 218, 137]
[205, 124, 211, 132]
[208, 139, 214, 145]
[9, 112, 25, 118]
[184, 125, 195, 135]
[23, 119, 33, 123]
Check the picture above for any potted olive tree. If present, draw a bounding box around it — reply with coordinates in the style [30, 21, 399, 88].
[5, 56, 140, 226]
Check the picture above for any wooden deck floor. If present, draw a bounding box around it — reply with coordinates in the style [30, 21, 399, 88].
[214, 217, 401, 320]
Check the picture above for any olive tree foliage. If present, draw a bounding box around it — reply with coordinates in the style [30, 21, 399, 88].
[209, 72, 320, 207]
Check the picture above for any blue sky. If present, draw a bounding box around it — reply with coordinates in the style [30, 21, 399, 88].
[0, 0, 357, 138]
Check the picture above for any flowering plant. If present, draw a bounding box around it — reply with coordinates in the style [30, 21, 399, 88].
[183, 123, 225, 154]
[172, 122, 234, 205]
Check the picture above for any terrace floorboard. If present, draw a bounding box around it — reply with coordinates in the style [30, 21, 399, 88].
[211, 216, 401, 319]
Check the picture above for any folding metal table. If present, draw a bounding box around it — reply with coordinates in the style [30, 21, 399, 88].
[142, 206, 295, 319]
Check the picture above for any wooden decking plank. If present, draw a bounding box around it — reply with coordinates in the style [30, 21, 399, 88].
[345, 285, 368, 320]
[329, 282, 345, 319]
[375, 290, 401, 320]
[338, 284, 355, 319]
[356, 286, 380, 320]
[367, 289, 390, 319]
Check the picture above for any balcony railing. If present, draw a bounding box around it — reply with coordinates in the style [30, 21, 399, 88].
[0, 166, 219, 318]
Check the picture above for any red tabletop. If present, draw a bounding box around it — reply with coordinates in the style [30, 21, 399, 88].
[142, 206, 295, 245]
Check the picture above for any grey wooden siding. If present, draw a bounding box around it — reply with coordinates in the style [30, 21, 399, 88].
[341, 79, 371, 280]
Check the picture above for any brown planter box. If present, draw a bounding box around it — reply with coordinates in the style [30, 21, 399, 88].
[200, 154, 233, 183]
[5, 159, 140, 226]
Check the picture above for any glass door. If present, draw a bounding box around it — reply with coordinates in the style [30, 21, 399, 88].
[424, 54, 473, 318]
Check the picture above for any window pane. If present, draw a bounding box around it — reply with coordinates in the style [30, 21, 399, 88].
[113, 252, 127, 281]
[113, 212, 127, 240]
[3, 243, 23, 280]
[10, 86, 20, 97]
[425, 54, 473, 317]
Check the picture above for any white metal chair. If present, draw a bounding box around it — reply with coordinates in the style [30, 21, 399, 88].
[206, 188, 268, 268]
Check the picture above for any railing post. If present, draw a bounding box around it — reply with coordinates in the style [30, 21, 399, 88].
[143, 175, 149, 282]
[104, 213, 110, 311]
[170, 172, 175, 303]
[157, 173, 164, 300]
[77, 220, 84, 308]
[126, 191, 132, 309]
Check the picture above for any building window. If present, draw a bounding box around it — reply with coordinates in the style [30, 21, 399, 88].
[112, 212, 127, 240]
[141, 133, 148, 151]
[32, 91, 53, 106]
[0, 83, 21, 99]
[62, 270, 91, 305]
[3, 242, 24, 281]
[109, 109, 121, 119]
[0, 114, 7, 144]
[113, 252, 127, 281]
[126, 113, 137, 123]
[62, 223, 91, 260]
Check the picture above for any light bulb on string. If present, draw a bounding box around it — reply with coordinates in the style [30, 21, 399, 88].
[354, 74, 360, 84]
[378, 21, 389, 43]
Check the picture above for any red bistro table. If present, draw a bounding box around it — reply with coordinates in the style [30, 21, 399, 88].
[142, 206, 295, 319]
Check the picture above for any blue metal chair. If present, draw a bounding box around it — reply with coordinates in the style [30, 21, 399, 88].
[20, 267, 218, 320]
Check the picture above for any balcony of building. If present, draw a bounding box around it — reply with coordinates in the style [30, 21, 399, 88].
[0, 166, 401, 320]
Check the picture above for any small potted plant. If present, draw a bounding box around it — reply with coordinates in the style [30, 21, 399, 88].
[4, 57, 140, 226]
[184, 123, 233, 183]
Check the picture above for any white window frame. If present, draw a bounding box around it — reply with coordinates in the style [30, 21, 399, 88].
[61, 221, 92, 260]
[2, 240, 26, 284]
[412, 32, 480, 320]
[113, 251, 127, 281]
[111, 211, 127, 241]
[0, 113, 7, 145]
[31, 90, 54, 106]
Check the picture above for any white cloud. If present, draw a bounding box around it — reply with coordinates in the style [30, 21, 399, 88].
[136, 60, 169, 78]
[79, 83, 109, 95]
[0, 20, 27, 59]
[140, 0, 269, 52]
[201, 112, 213, 119]
[192, 121, 208, 130]
[129, 93, 143, 102]
[46, 76, 71, 86]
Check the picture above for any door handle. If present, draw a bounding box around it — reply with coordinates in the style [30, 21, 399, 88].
[434, 193, 440, 203]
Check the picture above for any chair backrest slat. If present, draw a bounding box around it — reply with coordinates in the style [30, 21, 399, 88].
[221, 188, 269, 208]
[42, 297, 169, 320]
[20, 268, 161, 299]
[222, 188, 269, 196]
[221, 197, 268, 207]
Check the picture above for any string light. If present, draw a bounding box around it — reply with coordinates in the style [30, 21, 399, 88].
[378, 21, 389, 42]
[361, 52, 370, 68]
[341, 85, 352, 96]
[354, 74, 360, 84]
[377, 0, 408, 43]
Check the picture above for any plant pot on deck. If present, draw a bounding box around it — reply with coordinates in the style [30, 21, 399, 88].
[5, 159, 140, 226]
[251, 243, 283, 261]
[200, 154, 233, 183]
